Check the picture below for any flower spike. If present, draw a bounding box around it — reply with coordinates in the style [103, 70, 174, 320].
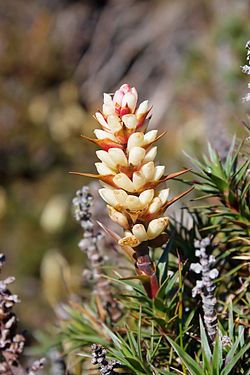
[75, 83, 192, 298]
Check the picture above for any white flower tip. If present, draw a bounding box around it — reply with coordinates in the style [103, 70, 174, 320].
[147, 217, 169, 240]
[195, 250, 201, 257]
[132, 171, 146, 190]
[96, 150, 117, 169]
[127, 132, 144, 151]
[131, 87, 138, 99]
[113, 189, 128, 204]
[95, 162, 114, 176]
[154, 165, 165, 181]
[113, 173, 135, 192]
[103, 93, 113, 105]
[108, 148, 128, 167]
[102, 103, 115, 116]
[122, 114, 138, 129]
[148, 197, 162, 214]
[95, 112, 108, 128]
[107, 115, 122, 131]
[141, 161, 155, 180]
[132, 224, 148, 242]
[122, 92, 137, 112]
[94, 129, 116, 141]
[125, 195, 143, 211]
[108, 206, 129, 229]
[158, 188, 169, 205]
[99, 188, 117, 207]
[139, 189, 154, 206]
[128, 147, 146, 166]
[144, 130, 158, 144]
[136, 100, 149, 115]
[144, 146, 157, 163]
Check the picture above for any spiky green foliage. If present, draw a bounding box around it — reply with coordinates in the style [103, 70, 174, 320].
[170, 134, 249, 311]
[167, 314, 250, 375]
[58, 266, 196, 374]
[57, 260, 249, 374]
[188, 136, 250, 256]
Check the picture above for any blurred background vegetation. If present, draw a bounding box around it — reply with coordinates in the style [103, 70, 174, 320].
[0, 0, 249, 334]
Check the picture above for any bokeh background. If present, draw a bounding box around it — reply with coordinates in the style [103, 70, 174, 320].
[0, 0, 249, 333]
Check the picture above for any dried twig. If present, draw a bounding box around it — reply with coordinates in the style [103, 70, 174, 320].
[190, 238, 219, 342]
[0, 254, 45, 375]
[73, 186, 122, 323]
[91, 344, 122, 375]
[241, 40, 250, 102]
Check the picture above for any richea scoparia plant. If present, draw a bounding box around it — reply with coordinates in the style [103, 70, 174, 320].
[72, 83, 192, 300]
[1, 44, 249, 374]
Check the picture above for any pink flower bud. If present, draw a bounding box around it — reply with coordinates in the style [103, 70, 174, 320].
[113, 84, 138, 113]
[120, 83, 131, 93]
[113, 89, 124, 107]
[122, 92, 137, 113]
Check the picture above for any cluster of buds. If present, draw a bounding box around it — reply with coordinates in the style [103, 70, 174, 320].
[74, 84, 191, 298]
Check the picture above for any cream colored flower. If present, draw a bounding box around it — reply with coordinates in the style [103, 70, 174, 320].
[76, 84, 191, 248]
